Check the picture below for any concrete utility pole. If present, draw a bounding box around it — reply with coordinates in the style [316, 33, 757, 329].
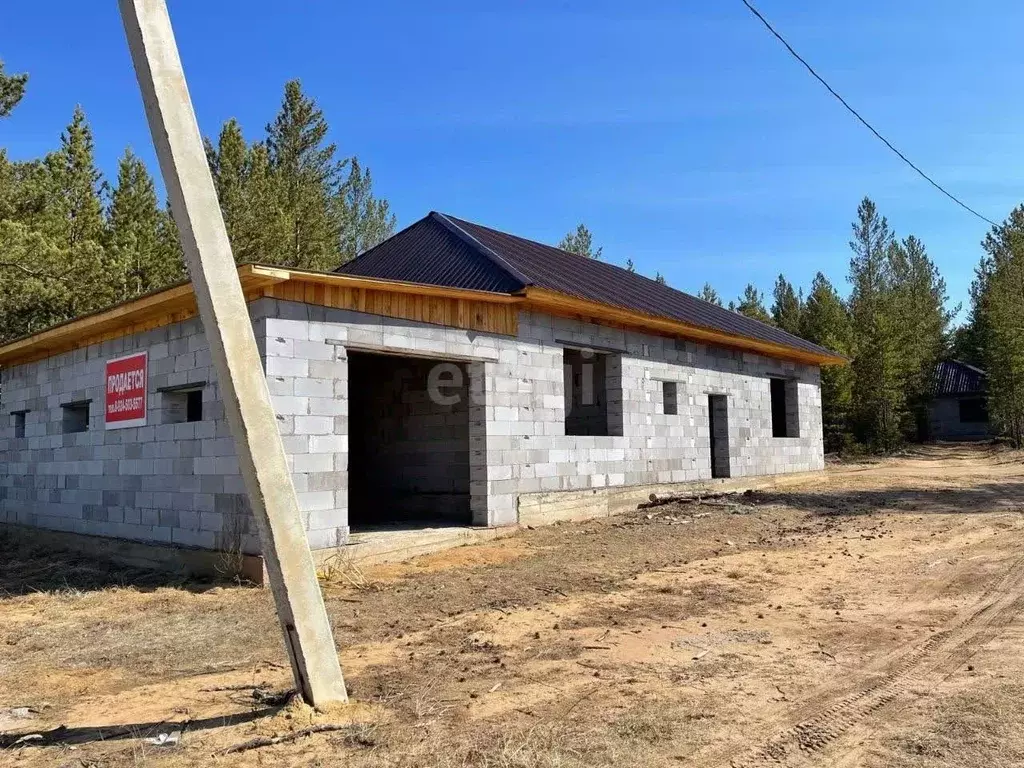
[117, 0, 348, 706]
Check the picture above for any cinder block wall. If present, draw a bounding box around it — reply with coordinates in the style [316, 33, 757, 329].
[255, 299, 824, 533]
[482, 312, 824, 520]
[257, 303, 348, 552]
[1, 297, 825, 555]
[0, 316, 258, 552]
[927, 397, 993, 440]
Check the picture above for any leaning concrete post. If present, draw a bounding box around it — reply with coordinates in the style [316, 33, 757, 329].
[117, 0, 347, 706]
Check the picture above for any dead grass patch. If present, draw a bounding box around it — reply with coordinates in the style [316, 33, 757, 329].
[565, 580, 760, 632]
[874, 684, 1024, 768]
[612, 703, 678, 744]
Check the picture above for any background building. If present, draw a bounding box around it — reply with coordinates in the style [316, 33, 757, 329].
[929, 360, 993, 441]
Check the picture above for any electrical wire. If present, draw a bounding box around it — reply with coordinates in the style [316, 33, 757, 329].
[740, 0, 997, 227]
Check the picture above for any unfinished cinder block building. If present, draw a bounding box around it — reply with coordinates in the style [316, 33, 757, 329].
[0, 213, 844, 571]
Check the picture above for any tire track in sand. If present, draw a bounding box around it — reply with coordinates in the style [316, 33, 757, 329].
[720, 553, 1024, 767]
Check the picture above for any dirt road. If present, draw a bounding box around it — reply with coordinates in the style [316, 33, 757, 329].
[3, 443, 1024, 767]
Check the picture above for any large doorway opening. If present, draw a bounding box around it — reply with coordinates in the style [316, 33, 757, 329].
[348, 352, 471, 530]
[708, 394, 730, 479]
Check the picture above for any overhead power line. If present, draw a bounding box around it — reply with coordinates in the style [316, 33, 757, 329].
[740, 0, 998, 227]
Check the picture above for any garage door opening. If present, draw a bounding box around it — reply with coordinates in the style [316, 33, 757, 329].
[347, 351, 471, 531]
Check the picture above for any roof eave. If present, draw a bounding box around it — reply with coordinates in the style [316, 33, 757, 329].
[522, 286, 847, 366]
[0, 265, 525, 367]
[0, 267, 847, 368]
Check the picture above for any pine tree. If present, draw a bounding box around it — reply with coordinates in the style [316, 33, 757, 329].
[107, 148, 184, 301]
[0, 150, 12, 219]
[0, 109, 110, 339]
[0, 148, 66, 340]
[0, 82, 413, 340]
[206, 120, 286, 265]
[0, 60, 27, 118]
[44, 107, 106, 251]
[265, 80, 344, 269]
[205, 119, 250, 257]
[0, 153, 50, 227]
[977, 206, 1024, 446]
[801, 272, 854, 452]
[887, 234, 952, 439]
[847, 197, 902, 450]
[206, 84, 395, 271]
[337, 157, 395, 263]
[245, 141, 291, 265]
[0, 221, 75, 340]
[559, 223, 602, 259]
[771, 274, 802, 334]
[986, 266, 1024, 447]
[953, 256, 995, 368]
[157, 205, 184, 279]
[697, 282, 722, 306]
[40, 106, 111, 315]
[735, 283, 772, 324]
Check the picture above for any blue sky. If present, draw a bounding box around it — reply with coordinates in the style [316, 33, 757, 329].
[3, 1, 1022, 319]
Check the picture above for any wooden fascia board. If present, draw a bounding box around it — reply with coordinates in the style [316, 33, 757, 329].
[0, 270, 278, 366]
[239, 263, 291, 286]
[523, 287, 847, 366]
[1, 267, 845, 368]
[0, 283, 197, 366]
[260, 266, 525, 305]
[0, 267, 524, 366]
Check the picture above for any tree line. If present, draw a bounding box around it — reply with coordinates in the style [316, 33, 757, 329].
[722, 198, 955, 453]
[0, 62, 395, 343]
[562, 198, 1024, 452]
[956, 206, 1024, 447]
[6, 56, 1024, 451]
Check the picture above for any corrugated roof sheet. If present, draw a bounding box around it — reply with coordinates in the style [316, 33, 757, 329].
[337, 215, 525, 294]
[338, 211, 840, 360]
[934, 360, 987, 396]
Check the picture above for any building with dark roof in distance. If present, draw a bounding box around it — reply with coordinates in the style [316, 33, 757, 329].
[929, 360, 993, 441]
[0, 212, 844, 576]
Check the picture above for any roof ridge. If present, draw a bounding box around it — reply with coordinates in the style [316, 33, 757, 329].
[461, 216, 605, 263]
[436, 212, 838, 358]
[436, 215, 729, 301]
[948, 359, 988, 375]
[431, 212, 532, 289]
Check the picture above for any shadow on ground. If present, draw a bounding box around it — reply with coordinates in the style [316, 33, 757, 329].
[748, 483, 1024, 517]
[0, 708, 277, 748]
[0, 531, 240, 597]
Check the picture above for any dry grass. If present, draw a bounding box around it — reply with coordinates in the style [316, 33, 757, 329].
[4, 445, 1024, 767]
[612, 703, 679, 744]
[873, 684, 1024, 767]
[318, 552, 374, 588]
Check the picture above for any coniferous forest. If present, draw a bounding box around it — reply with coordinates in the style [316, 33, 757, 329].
[0, 65, 395, 343]
[560, 199, 1024, 453]
[705, 196, 1024, 454]
[4, 60, 1024, 451]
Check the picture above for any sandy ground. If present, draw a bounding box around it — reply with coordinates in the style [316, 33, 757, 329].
[3, 443, 1024, 767]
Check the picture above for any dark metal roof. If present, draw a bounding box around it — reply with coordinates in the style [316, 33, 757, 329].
[337, 215, 525, 294]
[934, 360, 987, 396]
[338, 212, 840, 360]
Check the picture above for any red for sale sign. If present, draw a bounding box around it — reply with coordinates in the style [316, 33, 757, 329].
[105, 351, 148, 429]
